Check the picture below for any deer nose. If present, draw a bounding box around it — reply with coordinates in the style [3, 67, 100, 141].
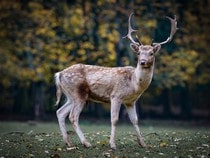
[140, 60, 147, 66]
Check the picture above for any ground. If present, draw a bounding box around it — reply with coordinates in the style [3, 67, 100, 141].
[0, 120, 209, 158]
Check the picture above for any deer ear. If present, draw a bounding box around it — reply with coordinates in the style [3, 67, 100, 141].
[130, 43, 139, 53]
[153, 44, 161, 53]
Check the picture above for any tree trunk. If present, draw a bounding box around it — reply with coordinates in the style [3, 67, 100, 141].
[162, 88, 171, 118]
[34, 82, 45, 120]
[180, 87, 191, 119]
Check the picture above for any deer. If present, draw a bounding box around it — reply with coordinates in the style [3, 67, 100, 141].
[54, 12, 178, 150]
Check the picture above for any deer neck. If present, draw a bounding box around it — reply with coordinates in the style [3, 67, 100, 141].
[134, 60, 155, 89]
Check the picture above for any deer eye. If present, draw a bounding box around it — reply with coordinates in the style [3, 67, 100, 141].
[150, 52, 154, 56]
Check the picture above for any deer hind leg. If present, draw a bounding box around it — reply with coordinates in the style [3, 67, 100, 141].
[56, 99, 73, 147]
[69, 99, 91, 148]
[126, 104, 146, 148]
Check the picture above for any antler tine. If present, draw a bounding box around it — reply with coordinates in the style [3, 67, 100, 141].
[153, 15, 178, 46]
[123, 12, 141, 45]
[136, 35, 143, 45]
[150, 39, 154, 46]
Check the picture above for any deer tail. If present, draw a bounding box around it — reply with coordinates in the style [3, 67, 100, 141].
[54, 72, 62, 106]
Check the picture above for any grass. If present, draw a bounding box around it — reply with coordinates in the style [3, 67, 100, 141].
[0, 120, 209, 158]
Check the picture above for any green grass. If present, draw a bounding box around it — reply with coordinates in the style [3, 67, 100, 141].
[0, 121, 209, 158]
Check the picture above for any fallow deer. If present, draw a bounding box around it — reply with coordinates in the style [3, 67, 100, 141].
[55, 13, 178, 150]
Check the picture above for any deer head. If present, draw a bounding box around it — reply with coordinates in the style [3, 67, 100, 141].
[123, 13, 178, 68]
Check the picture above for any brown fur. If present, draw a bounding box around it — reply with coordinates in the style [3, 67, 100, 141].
[77, 82, 89, 99]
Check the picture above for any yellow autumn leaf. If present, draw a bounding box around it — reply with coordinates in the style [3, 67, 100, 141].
[159, 142, 168, 147]
[78, 49, 86, 56]
[146, 20, 157, 28]
[36, 67, 44, 74]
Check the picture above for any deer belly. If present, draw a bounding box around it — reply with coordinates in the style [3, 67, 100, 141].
[88, 91, 110, 104]
[87, 84, 111, 103]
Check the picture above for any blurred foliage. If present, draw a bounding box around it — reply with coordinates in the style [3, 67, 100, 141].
[155, 49, 201, 88]
[0, 0, 120, 87]
[0, 0, 209, 118]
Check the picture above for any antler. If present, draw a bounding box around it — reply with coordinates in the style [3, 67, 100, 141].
[153, 15, 178, 46]
[123, 12, 142, 45]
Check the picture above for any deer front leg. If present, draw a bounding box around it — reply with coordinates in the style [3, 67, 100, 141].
[110, 98, 121, 150]
[126, 104, 146, 148]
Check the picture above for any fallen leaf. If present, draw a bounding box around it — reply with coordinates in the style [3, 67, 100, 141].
[67, 147, 77, 151]
[45, 134, 50, 137]
[202, 144, 209, 148]
[27, 144, 33, 148]
[51, 153, 60, 158]
[38, 138, 44, 142]
[158, 152, 164, 155]
[169, 144, 176, 147]
[27, 130, 33, 135]
[196, 146, 203, 150]
[55, 147, 62, 152]
[97, 141, 108, 145]
[103, 152, 111, 157]
[174, 138, 182, 142]
[45, 150, 49, 154]
[160, 142, 168, 147]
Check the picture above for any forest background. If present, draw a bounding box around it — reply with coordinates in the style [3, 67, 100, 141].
[0, 0, 209, 121]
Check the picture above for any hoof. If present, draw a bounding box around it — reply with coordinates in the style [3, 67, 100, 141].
[83, 141, 92, 148]
[138, 138, 147, 148]
[66, 142, 74, 148]
[140, 142, 147, 148]
[110, 144, 116, 150]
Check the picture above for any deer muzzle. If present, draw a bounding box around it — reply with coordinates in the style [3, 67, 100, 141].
[140, 60, 147, 66]
[140, 59, 153, 68]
